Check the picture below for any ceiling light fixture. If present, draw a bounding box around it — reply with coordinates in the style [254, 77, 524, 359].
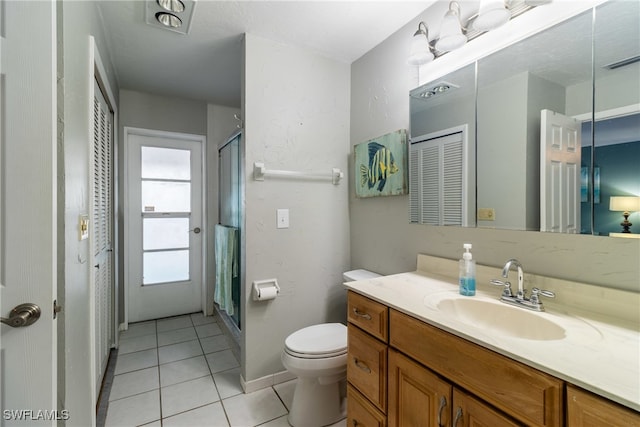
[157, 0, 185, 13]
[146, 0, 196, 35]
[156, 12, 182, 28]
[409, 0, 552, 66]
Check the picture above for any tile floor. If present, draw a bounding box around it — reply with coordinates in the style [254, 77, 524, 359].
[105, 313, 347, 427]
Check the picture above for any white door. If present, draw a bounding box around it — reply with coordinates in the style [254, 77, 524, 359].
[92, 79, 115, 393]
[540, 109, 581, 233]
[0, 0, 58, 424]
[126, 129, 204, 323]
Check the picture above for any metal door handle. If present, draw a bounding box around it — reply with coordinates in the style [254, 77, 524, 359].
[1, 303, 41, 328]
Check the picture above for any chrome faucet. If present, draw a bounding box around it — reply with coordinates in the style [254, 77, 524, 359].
[502, 258, 525, 300]
[490, 258, 555, 312]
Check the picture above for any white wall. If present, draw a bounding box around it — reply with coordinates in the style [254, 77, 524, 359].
[242, 34, 351, 384]
[60, 2, 119, 425]
[350, 1, 639, 292]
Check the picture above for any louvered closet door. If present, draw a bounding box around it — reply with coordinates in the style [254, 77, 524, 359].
[93, 79, 114, 393]
[409, 131, 466, 226]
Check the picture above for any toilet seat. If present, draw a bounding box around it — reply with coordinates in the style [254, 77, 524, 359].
[284, 323, 347, 359]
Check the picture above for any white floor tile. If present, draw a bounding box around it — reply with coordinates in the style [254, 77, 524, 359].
[157, 315, 194, 332]
[119, 321, 156, 340]
[222, 388, 287, 427]
[191, 312, 218, 326]
[327, 419, 347, 427]
[158, 326, 198, 347]
[195, 322, 223, 338]
[212, 368, 243, 399]
[139, 421, 162, 427]
[257, 415, 291, 427]
[114, 348, 158, 375]
[160, 356, 211, 387]
[161, 376, 220, 417]
[158, 339, 203, 365]
[105, 389, 160, 427]
[206, 349, 239, 374]
[162, 402, 229, 427]
[109, 367, 159, 401]
[200, 334, 231, 354]
[119, 333, 157, 355]
[273, 379, 297, 411]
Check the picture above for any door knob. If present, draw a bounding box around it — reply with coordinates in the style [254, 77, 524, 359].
[189, 227, 201, 234]
[1, 303, 41, 328]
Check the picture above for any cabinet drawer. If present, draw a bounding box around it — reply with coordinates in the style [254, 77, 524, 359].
[390, 309, 562, 427]
[348, 384, 387, 427]
[348, 324, 388, 412]
[348, 291, 388, 342]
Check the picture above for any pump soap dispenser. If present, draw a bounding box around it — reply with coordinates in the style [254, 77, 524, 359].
[459, 243, 476, 296]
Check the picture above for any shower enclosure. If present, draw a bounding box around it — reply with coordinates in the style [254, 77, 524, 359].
[217, 130, 243, 329]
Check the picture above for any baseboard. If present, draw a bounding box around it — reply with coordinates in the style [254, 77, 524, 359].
[240, 370, 296, 394]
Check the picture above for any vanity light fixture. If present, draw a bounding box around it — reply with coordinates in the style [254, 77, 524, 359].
[408, 22, 434, 65]
[436, 2, 467, 53]
[609, 196, 640, 233]
[409, 0, 552, 65]
[473, 0, 511, 32]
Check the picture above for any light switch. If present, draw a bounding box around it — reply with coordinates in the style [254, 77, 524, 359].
[277, 209, 289, 229]
[79, 215, 90, 240]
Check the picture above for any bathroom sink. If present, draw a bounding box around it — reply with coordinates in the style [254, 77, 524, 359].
[423, 293, 603, 343]
[434, 297, 566, 340]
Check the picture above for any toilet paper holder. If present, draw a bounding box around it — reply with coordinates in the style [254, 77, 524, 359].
[252, 278, 280, 301]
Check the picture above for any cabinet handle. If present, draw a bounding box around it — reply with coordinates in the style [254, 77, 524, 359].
[352, 307, 371, 320]
[354, 358, 372, 374]
[352, 420, 359, 427]
[453, 407, 463, 427]
[437, 396, 447, 427]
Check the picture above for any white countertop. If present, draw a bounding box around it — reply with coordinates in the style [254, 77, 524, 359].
[345, 270, 640, 411]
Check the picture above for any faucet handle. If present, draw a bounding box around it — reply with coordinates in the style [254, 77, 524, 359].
[530, 287, 555, 304]
[490, 279, 513, 297]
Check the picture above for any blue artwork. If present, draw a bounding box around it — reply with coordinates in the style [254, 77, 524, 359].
[354, 130, 408, 198]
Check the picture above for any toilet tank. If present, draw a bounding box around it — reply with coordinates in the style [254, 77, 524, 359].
[343, 269, 381, 282]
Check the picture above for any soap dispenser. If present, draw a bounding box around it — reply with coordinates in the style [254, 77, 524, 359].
[459, 243, 476, 296]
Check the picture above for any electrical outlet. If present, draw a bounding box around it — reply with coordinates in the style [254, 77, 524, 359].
[478, 208, 495, 221]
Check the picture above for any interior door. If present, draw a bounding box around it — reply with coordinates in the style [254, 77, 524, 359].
[126, 129, 204, 323]
[92, 79, 115, 393]
[0, 0, 58, 423]
[540, 109, 582, 233]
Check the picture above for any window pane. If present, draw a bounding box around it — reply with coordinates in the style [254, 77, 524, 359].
[144, 218, 189, 250]
[142, 181, 190, 213]
[143, 250, 189, 285]
[141, 146, 191, 180]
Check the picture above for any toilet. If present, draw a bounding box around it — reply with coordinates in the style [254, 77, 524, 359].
[282, 269, 381, 427]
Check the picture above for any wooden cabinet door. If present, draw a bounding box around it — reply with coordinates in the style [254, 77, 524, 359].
[388, 349, 452, 427]
[452, 388, 520, 427]
[566, 385, 640, 426]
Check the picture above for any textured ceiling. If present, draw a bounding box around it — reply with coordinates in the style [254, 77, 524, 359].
[96, 1, 434, 107]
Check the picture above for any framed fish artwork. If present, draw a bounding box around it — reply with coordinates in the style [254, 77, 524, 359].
[354, 129, 408, 198]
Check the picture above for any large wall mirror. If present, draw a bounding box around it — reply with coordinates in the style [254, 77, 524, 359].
[409, 0, 640, 236]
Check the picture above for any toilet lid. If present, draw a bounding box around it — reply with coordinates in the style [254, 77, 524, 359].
[285, 323, 347, 357]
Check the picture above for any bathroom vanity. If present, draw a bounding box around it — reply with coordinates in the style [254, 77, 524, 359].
[345, 255, 640, 426]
